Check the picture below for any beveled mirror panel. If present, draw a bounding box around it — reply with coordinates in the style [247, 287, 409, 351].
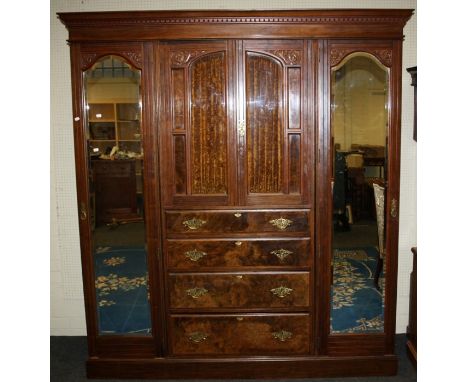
[84, 55, 151, 335]
[330, 53, 389, 334]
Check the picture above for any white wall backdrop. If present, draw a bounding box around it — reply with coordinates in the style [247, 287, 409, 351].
[50, 0, 417, 335]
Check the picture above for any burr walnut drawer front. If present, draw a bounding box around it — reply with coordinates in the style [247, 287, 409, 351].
[168, 272, 309, 309]
[165, 210, 309, 235]
[166, 239, 311, 269]
[170, 314, 310, 356]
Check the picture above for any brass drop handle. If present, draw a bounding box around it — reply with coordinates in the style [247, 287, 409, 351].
[188, 331, 209, 343]
[270, 249, 293, 262]
[183, 217, 206, 230]
[270, 286, 293, 298]
[390, 198, 398, 218]
[272, 329, 293, 342]
[79, 202, 87, 221]
[186, 287, 208, 299]
[269, 217, 293, 230]
[234, 212, 242, 218]
[184, 249, 207, 262]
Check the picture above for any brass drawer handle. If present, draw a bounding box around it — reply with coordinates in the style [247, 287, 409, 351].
[188, 331, 209, 343]
[183, 217, 206, 230]
[272, 329, 293, 342]
[270, 248, 293, 262]
[234, 212, 242, 218]
[184, 249, 207, 262]
[270, 286, 293, 298]
[269, 217, 293, 230]
[235, 241, 243, 246]
[186, 287, 208, 299]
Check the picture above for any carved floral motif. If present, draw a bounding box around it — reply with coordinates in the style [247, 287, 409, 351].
[171, 50, 207, 66]
[268, 50, 302, 66]
[330, 47, 392, 67]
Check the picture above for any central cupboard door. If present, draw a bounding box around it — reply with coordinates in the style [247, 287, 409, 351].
[160, 40, 310, 207]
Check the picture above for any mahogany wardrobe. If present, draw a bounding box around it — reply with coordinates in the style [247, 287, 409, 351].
[58, 9, 413, 379]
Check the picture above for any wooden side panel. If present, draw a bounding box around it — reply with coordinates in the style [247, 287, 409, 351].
[190, 52, 228, 194]
[170, 314, 310, 355]
[168, 272, 309, 309]
[166, 239, 311, 269]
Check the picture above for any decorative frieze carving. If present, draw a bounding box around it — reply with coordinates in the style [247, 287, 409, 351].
[330, 47, 392, 67]
[80, 51, 142, 70]
[268, 50, 302, 66]
[171, 50, 207, 66]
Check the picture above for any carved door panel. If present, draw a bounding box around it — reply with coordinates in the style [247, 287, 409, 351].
[238, 40, 310, 206]
[160, 41, 236, 207]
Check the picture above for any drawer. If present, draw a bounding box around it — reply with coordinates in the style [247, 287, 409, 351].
[169, 272, 309, 309]
[170, 314, 310, 355]
[165, 210, 309, 235]
[167, 239, 311, 269]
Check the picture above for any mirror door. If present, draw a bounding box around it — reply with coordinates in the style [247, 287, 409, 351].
[329, 53, 389, 334]
[84, 55, 151, 336]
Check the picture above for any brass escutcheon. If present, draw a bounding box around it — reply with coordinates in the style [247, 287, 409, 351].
[183, 217, 207, 230]
[234, 213, 242, 218]
[186, 287, 208, 299]
[188, 331, 208, 343]
[391, 198, 398, 218]
[79, 202, 87, 221]
[270, 248, 293, 262]
[272, 329, 293, 342]
[184, 249, 207, 262]
[269, 217, 293, 230]
[270, 285, 293, 298]
[238, 120, 246, 137]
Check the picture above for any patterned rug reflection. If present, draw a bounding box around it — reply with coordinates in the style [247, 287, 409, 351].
[330, 247, 384, 333]
[94, 246, 151, 335]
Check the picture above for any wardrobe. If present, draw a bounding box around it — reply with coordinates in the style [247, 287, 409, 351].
[58, 9, 413, 378]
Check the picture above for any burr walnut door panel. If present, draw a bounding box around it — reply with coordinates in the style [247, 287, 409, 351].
[239, 40, 310, 206]
[159, 41, 236, 207]
[170, 314, 310, 355]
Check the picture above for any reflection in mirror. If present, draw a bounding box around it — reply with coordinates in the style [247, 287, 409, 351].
[84, 56, 151, 335]
[330, 54, 388, 334]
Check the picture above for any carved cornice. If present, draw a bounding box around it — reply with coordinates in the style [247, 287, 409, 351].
[59, 10, 413, 41]
[60, 12, 412, 28]
[330, 47, 393, 67]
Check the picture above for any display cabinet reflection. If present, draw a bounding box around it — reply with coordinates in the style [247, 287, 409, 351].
[330, 54, 389, 334]
[84, 55, 151, 335]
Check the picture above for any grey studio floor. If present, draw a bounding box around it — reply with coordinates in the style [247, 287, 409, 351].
[50, 334, 416, 382]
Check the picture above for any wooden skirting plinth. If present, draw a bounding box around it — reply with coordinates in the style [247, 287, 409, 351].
[87, 355, 398, 379]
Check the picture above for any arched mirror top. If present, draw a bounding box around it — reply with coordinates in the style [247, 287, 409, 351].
[85, 54, 141, 76]
[332, 51, 390, 74]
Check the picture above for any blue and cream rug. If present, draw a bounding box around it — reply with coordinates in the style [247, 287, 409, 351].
[94, 246, 151, 335]
[330, 247, 384, 333]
